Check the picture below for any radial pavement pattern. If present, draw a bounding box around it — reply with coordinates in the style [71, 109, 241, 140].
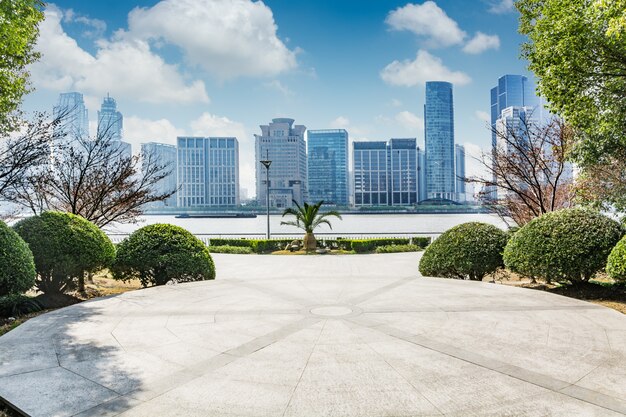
[1, 253, 625, 416]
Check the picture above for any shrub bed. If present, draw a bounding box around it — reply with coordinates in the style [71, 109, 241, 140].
[375, 244, 423, 254]
[14, 212, 115, 294]
[209, 245, 254, 254]
[114, 224, 215, 287]
[504, 209, 623, 283]
[0, 221, 36, 297]
[0, 294, 43, 318]
[209, 238, 293, 253]
[606, 235, 626, 283]
[419, 222, 508, 280]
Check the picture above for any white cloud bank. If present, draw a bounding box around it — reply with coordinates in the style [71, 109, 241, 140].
[463, 32, 500, 54]
[380, 50, 471, 87]
[395, 111, 424, 132]
[488, 0, 516, 14]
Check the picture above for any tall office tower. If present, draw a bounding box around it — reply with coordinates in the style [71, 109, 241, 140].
[455, 144, 466, 202]
[141, 142, 177, 208]
[417, 147, 427, 202]
[52, 92, 89, 140]
[177, 137, 239, 208]
[388, 138, 418, 205]
[353, 141, 388, 206]
[307, 129, 349, 206]
[97, 94, 123, 141]
[255, 118, 307, 208]
[424, 81, 456, 201]
[490, 75, 538, 148]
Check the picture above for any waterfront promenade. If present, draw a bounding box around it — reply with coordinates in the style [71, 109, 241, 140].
[1, 253, 625, 416]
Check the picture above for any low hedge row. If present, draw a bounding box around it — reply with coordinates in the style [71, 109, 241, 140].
[209, 237, 431, 253]
[209, 245, 254, 254]
[375, 244, 423, 254]
[209, 238, 293, 253]
[347, 237, 430, 253]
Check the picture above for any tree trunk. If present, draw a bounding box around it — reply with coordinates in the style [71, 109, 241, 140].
[303, 232, 317, 252]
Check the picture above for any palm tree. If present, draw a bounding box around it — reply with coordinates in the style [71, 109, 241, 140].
[281, 200, 342, 252]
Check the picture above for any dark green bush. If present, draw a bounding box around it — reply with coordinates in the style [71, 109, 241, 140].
[209, 238, 253, 248]
[606, 235, 626, 283]
[14, 212, 115, 294]
[504, 209, 623, 283]
[419, 222, 508, 280]
[209, 245, 254, 254]
[375, 244, 422, 254]
[113, 224, 215, 287]
[209, 238, 293, 253]
[0, 294, 43, 317]
[0, 221, 36, 297]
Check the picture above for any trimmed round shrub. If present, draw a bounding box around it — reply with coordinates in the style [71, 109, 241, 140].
[607, 236, 626, 283]
[419, 222, 508, 280]
[0, 221, 36, 296]
[13, 212, 115, 294]
[504, 209, 623, 283]
[113, 224, 215, 287]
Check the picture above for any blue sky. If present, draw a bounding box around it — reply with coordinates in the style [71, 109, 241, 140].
[23, 0, 532, 196]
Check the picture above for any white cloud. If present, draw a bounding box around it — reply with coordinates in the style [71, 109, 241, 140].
[386, 1, 466, 47]
[390, 98, 403, 107]
[63, 9, 107, 39]
[463, 32, 500, 54]
[190, 112, 248, 140]
[488, 0, 515, 14]
[380, 50, 471, 87]
[124, 116, 184, 145]
[462, 142, 489, 181]
[475, 110, 491, 123]
[126, 0, 298, 79]
[31, 5, 209, 104]
[263, 80, 294, 97]
[395, 111, 424, 132]
[330, 116, 350, 129]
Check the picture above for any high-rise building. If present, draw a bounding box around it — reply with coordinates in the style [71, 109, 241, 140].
[388, 138, 418, 205]
[97, 94, 123, 141]
[424, 81, 456, 201]
[353, 141, 388, 206]
[141, 142, 177, 208]
[490, 75, 538, 148]
[307, 129, 349, 206]
[53, 92, 89, 140]
[255, 118, 307, 208]
[455, 144, 466, 202]
[177, 137, 239, 207]
[417, 147, 427, 202]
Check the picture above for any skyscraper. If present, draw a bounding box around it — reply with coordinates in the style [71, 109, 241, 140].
[490, 75, 538, 148]
[455, 144, 466, 202]
[424, 81, 456, 201]
[53, 92, 89, 140]
[353, 141, 388, 206]
[141, 142, 177, 208]
[97, 94, 123, 141]
[307, 129, 349, 206]
[388, 138, 418, 205]
[417, 147, 427, 202]
[177, 137, 239, 207]
[255, 118, 307, 208]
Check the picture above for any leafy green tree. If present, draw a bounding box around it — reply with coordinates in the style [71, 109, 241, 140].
[517, 0, 626, 208]
[0, 0, 45, 131]
[281, 200, 342, 251]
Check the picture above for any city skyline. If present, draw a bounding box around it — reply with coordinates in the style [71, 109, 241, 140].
[23, 0, 533, 197]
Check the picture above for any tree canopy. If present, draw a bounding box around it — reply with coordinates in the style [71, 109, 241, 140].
[0, 0, 45, 131]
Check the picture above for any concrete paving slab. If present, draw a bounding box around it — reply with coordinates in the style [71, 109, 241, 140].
[0, 253, 625, 416]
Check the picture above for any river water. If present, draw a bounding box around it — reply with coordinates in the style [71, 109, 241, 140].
[105, 213, 509, 240]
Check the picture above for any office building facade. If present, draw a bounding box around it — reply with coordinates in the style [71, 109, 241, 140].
[53, 92, 89, 140]
[97, 94, 123, 141]
[455, 144, 466, 202]
[141, 142, 177, 208]
[417, 147, 427, 202]
[353, 141, 388, 206]
[424, 81, 456, 200]
[389, 138, 418, 205]
[307, 129, 349, 206]
[490, 75, 538, 147]
[255, 118, 307, 208]
[177, 136, 239, 208]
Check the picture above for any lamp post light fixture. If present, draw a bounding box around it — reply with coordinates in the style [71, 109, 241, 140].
[260, 152, 272, 239]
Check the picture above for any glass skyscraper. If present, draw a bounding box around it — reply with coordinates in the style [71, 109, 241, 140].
[455, 144, 466, 202]
[97, 94, 123, 142]
[353, 141, 388, 206]
[307, 129, 349, 206]
[177, 137, 239, 207]
[53, 92, 89, 140]
[417, 147, 427, 202]
[141, 142, 177, 208]
[424, 81, 456, 201]
[255, 118, 307, 208]
[389, 138, 418, 205]
[490, 75, 538, 148]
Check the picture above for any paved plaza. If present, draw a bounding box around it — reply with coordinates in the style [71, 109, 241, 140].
[1, 253, 625, 416]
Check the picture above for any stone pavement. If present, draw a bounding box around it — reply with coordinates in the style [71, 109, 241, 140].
[1, 253, 625, 417]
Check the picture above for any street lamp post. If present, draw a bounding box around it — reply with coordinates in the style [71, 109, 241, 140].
[260, 152, 272, 239]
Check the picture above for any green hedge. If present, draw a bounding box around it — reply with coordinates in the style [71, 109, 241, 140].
[114, 224, 215, 287]
[349, 237, 430, 253]
[209, 245, 254, 254]
[209, 238, 294, 253]
[606, 235, 626, 282]
[0, 221, 36, 297]
[0, 294, 43, 317]
[419, 222, 508, 280]
[375, 244, 423, 254]
[504, 209, 623, 283]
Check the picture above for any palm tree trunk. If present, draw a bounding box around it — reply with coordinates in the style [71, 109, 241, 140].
[303, 232, 317, 252]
